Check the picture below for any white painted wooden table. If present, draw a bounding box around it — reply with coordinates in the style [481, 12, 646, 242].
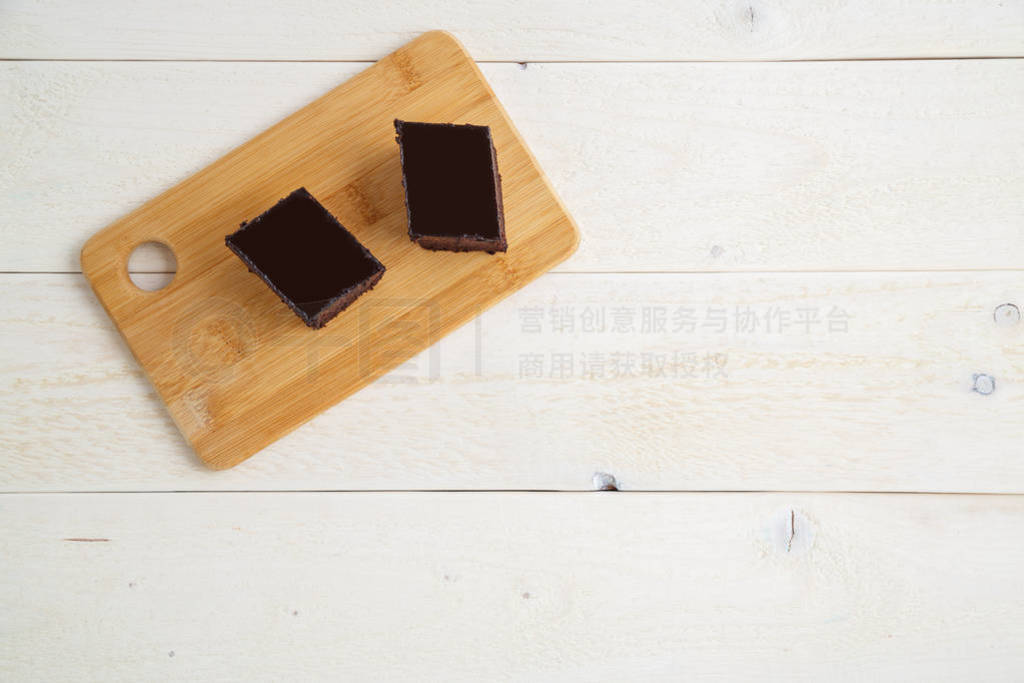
[2, 2, 1023, 680]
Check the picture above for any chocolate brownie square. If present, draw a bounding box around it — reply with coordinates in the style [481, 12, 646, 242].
[394, 120, 507, 253]
[225, 187, 385, 329]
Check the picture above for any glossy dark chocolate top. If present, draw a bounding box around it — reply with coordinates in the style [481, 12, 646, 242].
[225, 188, 383, 317]
[395, 121, 502, 240]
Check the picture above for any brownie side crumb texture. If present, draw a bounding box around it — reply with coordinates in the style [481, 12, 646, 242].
[225, 187, 385, 329]
[308, 268, 385, 328]
[394, 120, 507, 253]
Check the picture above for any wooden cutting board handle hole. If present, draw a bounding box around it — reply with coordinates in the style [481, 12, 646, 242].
[126, 241, 177, 292]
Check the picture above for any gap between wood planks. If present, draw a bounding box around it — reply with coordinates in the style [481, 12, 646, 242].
[3, 489, 1023, 495]
[0, 56, 1020, 63]
[7, 268, 1024, 275]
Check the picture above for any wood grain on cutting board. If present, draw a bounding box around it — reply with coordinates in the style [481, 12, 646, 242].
[79, 31, 579, 469]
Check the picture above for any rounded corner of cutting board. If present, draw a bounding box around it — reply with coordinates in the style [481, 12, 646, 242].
[560, 217, 582, 262]
[198, 450, 245, 471]
[79, 229, 109, 282]
[415, 30, 470, 55]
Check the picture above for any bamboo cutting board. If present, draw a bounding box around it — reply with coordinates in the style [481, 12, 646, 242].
[81, 31, 580, 469]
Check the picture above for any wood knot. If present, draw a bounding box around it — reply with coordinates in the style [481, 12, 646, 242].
[994, 303, 1020, 326]
[972, 373, 996, 395]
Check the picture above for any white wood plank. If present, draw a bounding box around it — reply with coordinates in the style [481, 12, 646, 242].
[2, 491, 1023, 681]
[3, 273, 1022, 493]
[3, 60, 1022, 273]
[2, 1, 1022, 60]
